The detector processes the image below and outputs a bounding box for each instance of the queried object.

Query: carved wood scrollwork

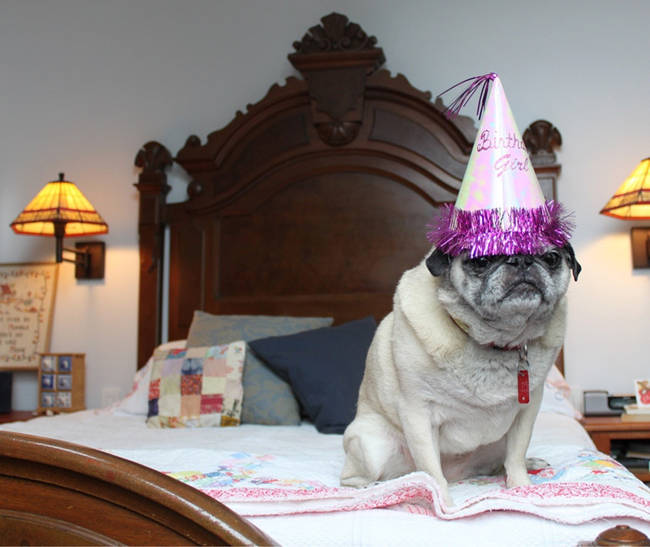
[134,141,173,368]
[289,13,385,146]
[134,141,173,186]
[315,121,362,147]
[134,141,172,270]
[293,12,383,57]
[523,120,562,166]
[522,120,563,204]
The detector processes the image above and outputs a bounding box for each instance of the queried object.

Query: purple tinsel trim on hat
[426,201,574,258]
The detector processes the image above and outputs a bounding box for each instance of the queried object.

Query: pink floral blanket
[165,447,650,523]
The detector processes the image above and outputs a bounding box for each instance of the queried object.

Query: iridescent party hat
[427,73,573,257]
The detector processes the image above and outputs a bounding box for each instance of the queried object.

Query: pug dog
[341,245,581,506]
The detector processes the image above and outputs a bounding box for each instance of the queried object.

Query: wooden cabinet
[37,353,85,413]
[581,416,650,483]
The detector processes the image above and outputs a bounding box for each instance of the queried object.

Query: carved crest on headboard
[289,13,385,146]
[292,12,384,58]
[523,120,562,167]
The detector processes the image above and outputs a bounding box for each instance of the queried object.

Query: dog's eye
[468,256,491,269]
[542,251,561,268]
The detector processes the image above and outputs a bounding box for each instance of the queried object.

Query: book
[621,412,650,422]
[626,441,650,459]
[624,403,650,415]
[616,457,650,470]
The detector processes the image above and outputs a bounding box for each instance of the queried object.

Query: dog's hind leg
[341,413,409,487]
[341,435,375,488]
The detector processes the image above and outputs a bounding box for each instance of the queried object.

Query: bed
[1,12,649,546]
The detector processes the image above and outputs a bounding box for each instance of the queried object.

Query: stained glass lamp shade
[600,158,650,220]
[10,173,108,278]
[600,158,650,269]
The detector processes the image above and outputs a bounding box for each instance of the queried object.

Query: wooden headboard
[133,12,563,370]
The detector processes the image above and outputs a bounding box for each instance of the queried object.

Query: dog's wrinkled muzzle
[505,255,534,270]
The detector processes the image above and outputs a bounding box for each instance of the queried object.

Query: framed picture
[0,263,58,370]
[41,355,56,372]
[41,392,54,408]
[56,391,71,408]
[58,356,72,372]
[57,374,72,390]
[634,379,650,407]
[41,374,55,391]
[37,353,85,413]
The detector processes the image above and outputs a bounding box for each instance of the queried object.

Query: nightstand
[581,416,650,483]
[0,410,36,425]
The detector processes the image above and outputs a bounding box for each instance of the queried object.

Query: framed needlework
[0,262,58,370]
[38,353,85,413]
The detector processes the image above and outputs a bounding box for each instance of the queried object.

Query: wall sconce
[10,173,109,279]
[600,158,650,269]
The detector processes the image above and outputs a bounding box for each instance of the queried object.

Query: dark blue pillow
[248,317,377,434]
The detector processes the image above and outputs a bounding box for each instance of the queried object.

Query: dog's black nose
[505,255,533,269]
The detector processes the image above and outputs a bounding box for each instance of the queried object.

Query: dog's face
[426,245,581,347]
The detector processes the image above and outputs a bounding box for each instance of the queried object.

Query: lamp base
[75,241,105,279]
[630,227,650,269]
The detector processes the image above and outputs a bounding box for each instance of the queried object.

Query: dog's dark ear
[563,243,582,281]
[426,248,451,277]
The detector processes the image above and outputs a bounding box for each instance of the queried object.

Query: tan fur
[341,257,567,506]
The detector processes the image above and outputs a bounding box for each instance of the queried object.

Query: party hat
[427,73,573,257]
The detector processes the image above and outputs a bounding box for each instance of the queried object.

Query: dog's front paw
[440,489,455,508]
[506,470,531,489]
[341,474,373,488]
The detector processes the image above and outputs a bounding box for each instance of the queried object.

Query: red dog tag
[518,369,530,404]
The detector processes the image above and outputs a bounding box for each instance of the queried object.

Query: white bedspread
[2,410,649,546]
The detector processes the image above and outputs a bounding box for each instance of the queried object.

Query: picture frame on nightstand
[37,353,85,413]
[634,379,650,407]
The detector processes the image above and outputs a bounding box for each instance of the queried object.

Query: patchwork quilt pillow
[113,339,187,415]
[186,312,334,425]
[146,341,245,428]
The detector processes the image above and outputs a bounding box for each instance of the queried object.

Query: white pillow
[541,365,582,419]
[111,340,187,415]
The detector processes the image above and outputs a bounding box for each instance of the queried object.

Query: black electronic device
[0,372,12,413]
[608,394,638,411]
[583,390,636,416]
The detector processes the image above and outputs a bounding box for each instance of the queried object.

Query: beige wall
[1,0,648,410]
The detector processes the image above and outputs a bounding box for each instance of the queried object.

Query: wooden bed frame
[0,431,272,545]
[1,12,644,546]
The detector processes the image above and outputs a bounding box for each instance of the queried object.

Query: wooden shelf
[581,416,650,483]
[38,353,85,412]
[0,411,37,425]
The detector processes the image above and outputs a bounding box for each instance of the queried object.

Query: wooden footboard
[0,431,275,546]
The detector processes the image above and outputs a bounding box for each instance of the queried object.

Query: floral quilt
[162,445,650,523]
